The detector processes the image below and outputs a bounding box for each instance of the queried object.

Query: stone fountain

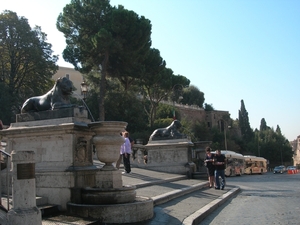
[1,110,153,223]
[0,78,153,223]
[66,121,153,223]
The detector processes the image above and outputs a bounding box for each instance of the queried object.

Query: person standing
[214,149,226,190]
[204,147,215,188]
[120,131,132,174]
[115,133,124,170]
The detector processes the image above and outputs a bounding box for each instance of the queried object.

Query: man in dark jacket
[214,149,226,190]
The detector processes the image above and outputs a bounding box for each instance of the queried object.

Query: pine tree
[238,100,254,142]
[260,118,267,131]
[276,125,282,135]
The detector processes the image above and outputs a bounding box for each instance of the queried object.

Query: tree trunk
[98,54,109,121]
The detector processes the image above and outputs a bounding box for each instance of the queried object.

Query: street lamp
[172,84,184,120]
[80,81,95,122]
[81,81,88,101]
[220,120,230,150]
[280,149,283,165]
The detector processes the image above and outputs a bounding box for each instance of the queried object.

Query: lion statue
[21,77,74,113]
[149,120,187,141]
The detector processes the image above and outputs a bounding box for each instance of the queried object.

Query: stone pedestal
[2,121,96,209]
[132,139,195,174]
[1,108,96,210]
[7,151,42,225]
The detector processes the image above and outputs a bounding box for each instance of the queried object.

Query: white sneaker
[122,171,125,174]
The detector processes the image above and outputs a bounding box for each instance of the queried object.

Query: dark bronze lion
[21,77,74,113]
[149,120,187,141]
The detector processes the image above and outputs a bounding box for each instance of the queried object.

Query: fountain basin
[67,196,153,223]
[81,185,136,204]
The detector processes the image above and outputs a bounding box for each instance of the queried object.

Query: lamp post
[81,81,88,101]
[172,84,184,120]
[220,119,230,150]
[80,81,95,122]
[280,144,283,165]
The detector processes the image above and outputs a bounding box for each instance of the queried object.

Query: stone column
[7,150,42,225]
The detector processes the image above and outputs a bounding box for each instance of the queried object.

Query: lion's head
[56,77,73,96]
[171,120,182,130]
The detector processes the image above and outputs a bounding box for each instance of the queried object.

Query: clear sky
[1,0,299,141]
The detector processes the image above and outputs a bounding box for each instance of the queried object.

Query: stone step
[39,204,60,217]
[42,213,99,225]
[192,171,208,179]
[1,195,60,218]
[42,179,209,224]
[42,178,238,225]
[36,196,49,206]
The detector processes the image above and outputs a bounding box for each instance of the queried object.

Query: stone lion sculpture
[149,120,187,141]
[21,77,74,113]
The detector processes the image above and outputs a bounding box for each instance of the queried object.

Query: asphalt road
[200,172,300,225]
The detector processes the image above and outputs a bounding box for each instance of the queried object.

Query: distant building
[290,136,300,167]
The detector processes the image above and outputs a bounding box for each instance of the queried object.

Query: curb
[182,187,240,225]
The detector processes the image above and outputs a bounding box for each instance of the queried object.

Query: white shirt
[120,137,131,154]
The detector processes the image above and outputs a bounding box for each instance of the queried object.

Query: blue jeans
[215,169,225,189]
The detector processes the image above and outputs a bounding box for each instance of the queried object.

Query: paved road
[200,172,300,225]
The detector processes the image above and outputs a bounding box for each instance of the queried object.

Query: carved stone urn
[90,121,127,171]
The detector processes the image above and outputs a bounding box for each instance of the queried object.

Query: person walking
[120,131,132,174]
[204,147,215,188]
[214,149,226,190]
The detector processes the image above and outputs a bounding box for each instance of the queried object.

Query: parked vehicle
[286,166,296,171]
[279,165,286,172]
[244,155,267,175]
[273,166,286,174]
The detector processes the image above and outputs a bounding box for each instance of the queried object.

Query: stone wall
[291,136,300,166]
[177,105,206,122]
[174,103,230,130]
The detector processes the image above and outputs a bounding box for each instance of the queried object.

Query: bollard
[7,151,42,225]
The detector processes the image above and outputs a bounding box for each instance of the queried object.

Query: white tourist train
[212,150,268,176]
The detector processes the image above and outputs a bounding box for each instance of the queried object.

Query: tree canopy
[57,0,152,120]
[0,10,58,123]
[181,85,205,107]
